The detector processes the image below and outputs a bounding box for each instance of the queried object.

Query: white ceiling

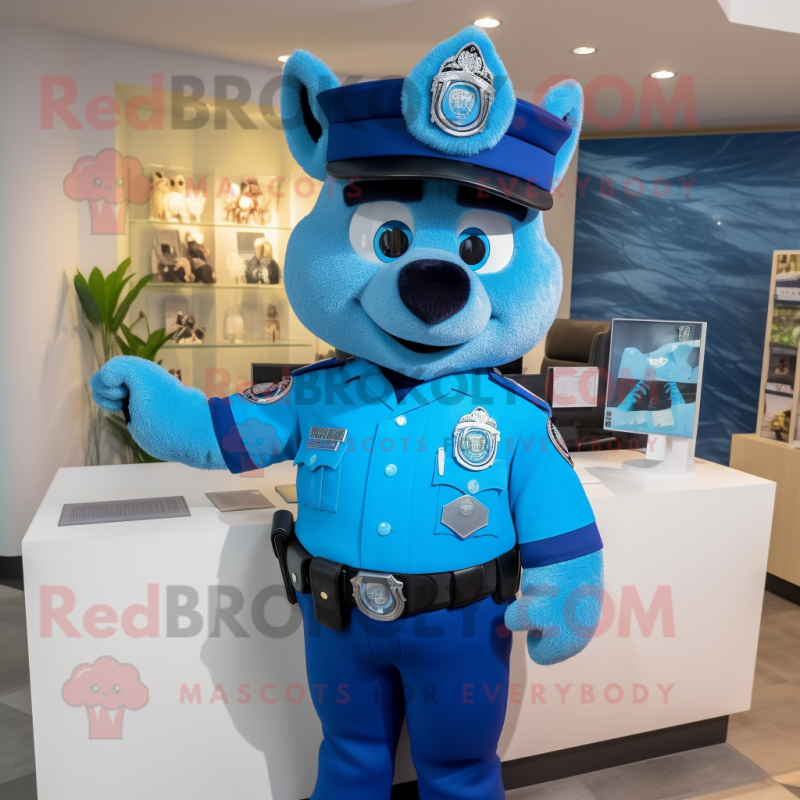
[2,0,798,133]
[717,0,800,34]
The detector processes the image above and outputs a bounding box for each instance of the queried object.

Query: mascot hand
[90,356,226,469]
[505,551,604,665]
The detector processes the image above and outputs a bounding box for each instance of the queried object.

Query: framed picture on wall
[757,250,800,445]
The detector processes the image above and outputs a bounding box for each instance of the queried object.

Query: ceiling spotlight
[571,46,597,55]
[474,17,501,28]
[650,70,676,80]
[278,55,291,63]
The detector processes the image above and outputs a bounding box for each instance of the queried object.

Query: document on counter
[59,496,190,526]
[574,466,601,485]
[206,490,275,512]
[275,484,298,503]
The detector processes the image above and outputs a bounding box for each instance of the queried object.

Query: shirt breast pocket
[294,445,346,513]
[432,458,507,540]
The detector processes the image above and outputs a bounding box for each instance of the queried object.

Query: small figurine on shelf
[185,192,206,223]
[185,231,215,284]
[169,312,205,344]
[224,178,272,226]
[225,253,246,285]
[223,306,246,344]
[150,171,170,220]
[168,368,183,383]
[245,238,281,284]
[264,304,280,342]
[165,175,187,222]
[152,231,190,283]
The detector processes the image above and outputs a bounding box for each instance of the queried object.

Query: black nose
[397,260,471,325]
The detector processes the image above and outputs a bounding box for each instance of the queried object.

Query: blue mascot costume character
[92,27,604,800]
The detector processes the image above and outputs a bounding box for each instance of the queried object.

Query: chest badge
[441,495,489,539]
[453,406,500,471]
[430,42,495,138]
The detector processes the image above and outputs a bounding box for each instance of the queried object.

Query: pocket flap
[432,457,507,493]
[293,443,346,471]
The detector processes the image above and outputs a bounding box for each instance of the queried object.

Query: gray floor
[1,584,799,799]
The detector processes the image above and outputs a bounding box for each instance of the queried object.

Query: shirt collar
[342,358,479,411]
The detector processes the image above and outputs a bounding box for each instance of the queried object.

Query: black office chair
[540,319,611,372]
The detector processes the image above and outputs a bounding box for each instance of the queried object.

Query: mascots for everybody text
[92,27,604,800]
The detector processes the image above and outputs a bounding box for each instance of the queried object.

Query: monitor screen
[604,319,706,439]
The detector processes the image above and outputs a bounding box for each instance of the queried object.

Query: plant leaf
[88,267,109,326]
[114,334,132,356]
[111,273,153,332]
[140,328,173,361]
[106,259,134,319]
[74,273,102,327]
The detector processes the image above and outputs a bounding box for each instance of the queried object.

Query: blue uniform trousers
[297,592,512,800]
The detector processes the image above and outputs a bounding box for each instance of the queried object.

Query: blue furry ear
[402,26,515,157]
[539,79,583,186]
[281,51,340,180]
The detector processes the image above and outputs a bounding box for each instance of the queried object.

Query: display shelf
[130,218,293,232]
[162,340,312,350]
[115,79,325,393]
[145,283,286,292]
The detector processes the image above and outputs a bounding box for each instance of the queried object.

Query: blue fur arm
[504,550,604,665]
[91,356,226,470]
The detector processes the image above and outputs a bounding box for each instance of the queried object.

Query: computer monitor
[604,319,707,475]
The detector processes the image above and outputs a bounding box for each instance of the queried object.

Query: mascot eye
[374,221,412,263]
[349,201,415,264]
[457,228,489,269]
[92,177,102,188]
[455,210,514,274]
[115,178,125,188]
[90,684,100,694]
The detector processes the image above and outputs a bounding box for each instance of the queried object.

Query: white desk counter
[23,452,775,800]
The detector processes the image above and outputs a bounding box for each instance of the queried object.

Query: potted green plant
[74,258,172,464]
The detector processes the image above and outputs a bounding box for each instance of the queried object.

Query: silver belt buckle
[351,572,406,621]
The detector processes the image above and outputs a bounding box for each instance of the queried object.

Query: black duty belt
[270,509,521,632]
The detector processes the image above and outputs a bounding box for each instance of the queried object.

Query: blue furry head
[279,34,583,381]
[280,51,340,181]
[539,79,584,186]
[401,26,515,157]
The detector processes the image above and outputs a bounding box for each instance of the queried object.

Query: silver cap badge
[430,42,495,137]
[452,406,500,471]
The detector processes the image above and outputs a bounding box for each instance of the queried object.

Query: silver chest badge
[452,406,500,471]
[430,42,495,137]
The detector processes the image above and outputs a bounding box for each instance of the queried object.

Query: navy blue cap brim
[327,156,553,212]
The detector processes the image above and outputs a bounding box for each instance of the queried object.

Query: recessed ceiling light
[571,46,597,55]
[474,17,501,28]
[650,70,676,80]
[278,55,291,63]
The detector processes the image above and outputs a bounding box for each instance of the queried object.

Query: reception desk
[23,452,775,800]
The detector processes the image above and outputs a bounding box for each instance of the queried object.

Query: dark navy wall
[571,132,800,464]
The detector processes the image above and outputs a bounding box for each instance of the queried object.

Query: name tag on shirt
[307,427,348,451]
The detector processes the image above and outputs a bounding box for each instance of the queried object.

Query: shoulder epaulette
[488,368,552,417]
[291,357,350,377]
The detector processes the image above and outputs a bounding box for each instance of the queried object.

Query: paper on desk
[59,496,190,526]
[206,490,275,512]
[574,466,601,485]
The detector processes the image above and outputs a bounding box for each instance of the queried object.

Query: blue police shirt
[208,358,601,575]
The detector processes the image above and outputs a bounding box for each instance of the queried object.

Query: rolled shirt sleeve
[509,409,603,568]
[208,389,301,474]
